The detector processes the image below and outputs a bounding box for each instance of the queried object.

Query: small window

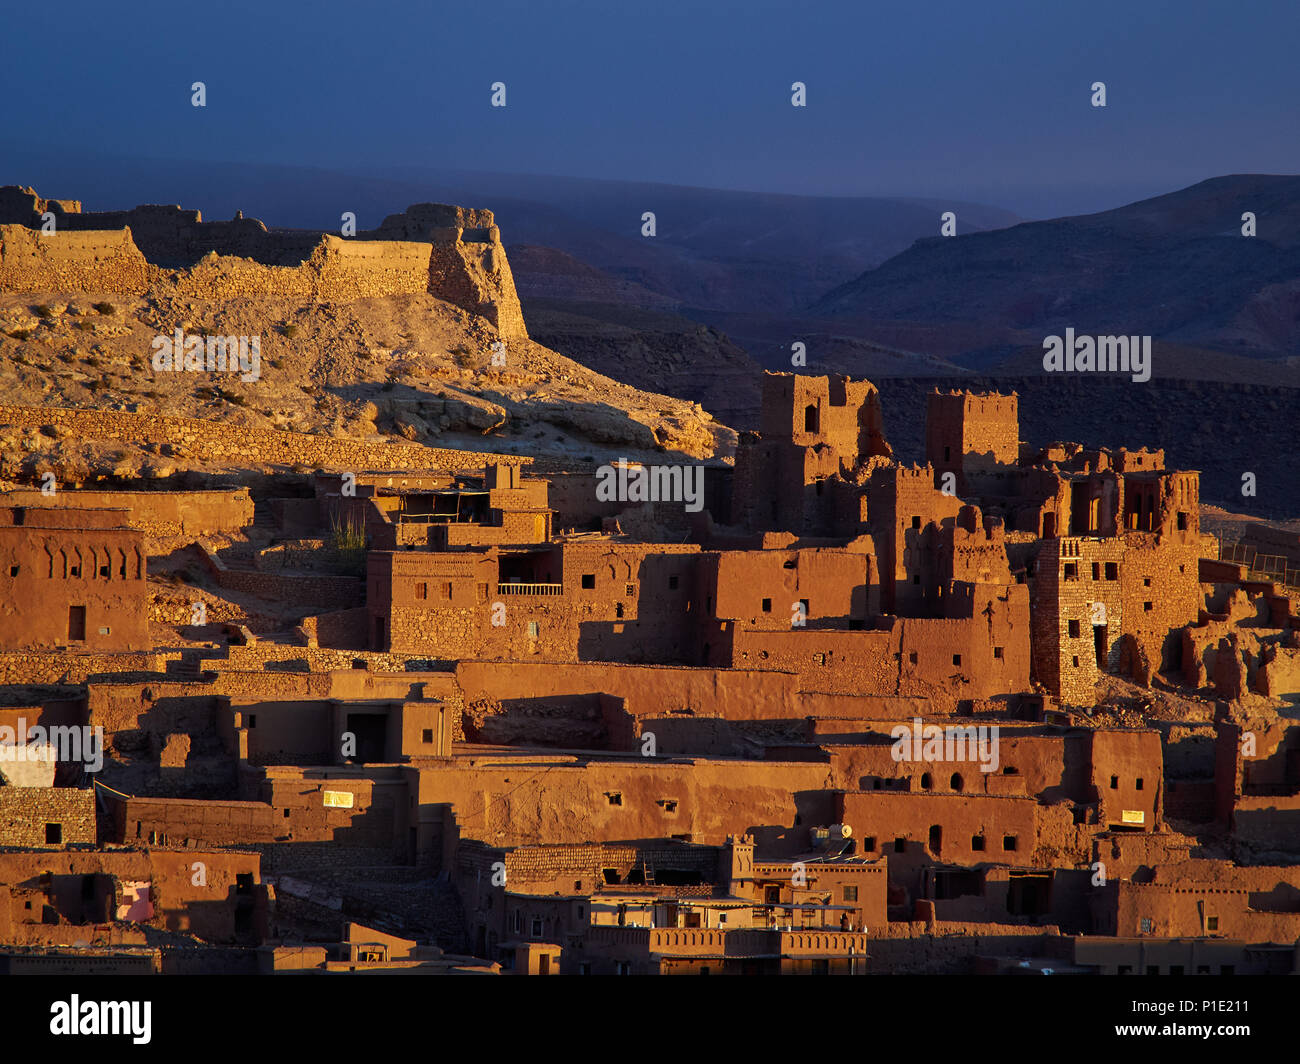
[1105,562,1118,580]
[668,575,678,590]
[761,598,772,613]
[1068,619,1080,638]
[1064,563,1077,580]
[909,651,918,665]
[422,728,434,743]
[893,837,906,853]
[952,654,961,666]
[1176,512,1188,530]
[606,792,622,806]
[843,886,858,902]
[993,646,1003,659]
[1091,563,1100,580]
[971,835,986,851]
[1072,655,1080,667]
[1140,918,1153,934]
[861,836,876,852]
[530,918,543,939]
[1143,577,1152,587]
[581,573,595,589]
[625,584,634,597]
[1110,775,1118,789]
[1135,778,1143,791]
[99,565,110,578]
[443,582,453,599]
[1143,602,1153,612]
[920,772,932,790]
[8,566,17,577]
[69,565,81,577]
[527,621,540,639]
[45,823,62,845]
[415,582,427,600]
[911,516,921,529]
[1002,835,1018,852]
[1206,916,1219,931]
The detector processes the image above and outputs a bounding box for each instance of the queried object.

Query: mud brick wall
[0,787,96,846]
[113,795,279,846]
[0,488,254,537]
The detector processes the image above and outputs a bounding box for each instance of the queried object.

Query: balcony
[497,582,562,596]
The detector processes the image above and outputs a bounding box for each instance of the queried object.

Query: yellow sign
[1121,809,1145,825]
[323,790,354,809]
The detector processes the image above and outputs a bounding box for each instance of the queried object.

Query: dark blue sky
[5,0,1298,217]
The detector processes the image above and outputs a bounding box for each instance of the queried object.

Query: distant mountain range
[811,174,1300,366]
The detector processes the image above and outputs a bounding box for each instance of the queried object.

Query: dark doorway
[804,404,819,433]
[1007,872,1052,916]
[1042,512,1057,539]
[928,824,942,855]
[68,605,86,641]
[345,713,387,763]
[1094,624,1108,669]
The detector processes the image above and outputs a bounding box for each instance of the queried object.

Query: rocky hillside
[0,191,734,485]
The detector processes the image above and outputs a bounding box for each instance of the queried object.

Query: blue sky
[5,0,1298,216]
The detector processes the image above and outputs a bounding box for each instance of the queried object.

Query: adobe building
[0,367,1291,975]
[0,506,148,652]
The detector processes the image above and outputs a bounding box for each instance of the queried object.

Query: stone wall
[0,787,96,847]
[0,225,148,295]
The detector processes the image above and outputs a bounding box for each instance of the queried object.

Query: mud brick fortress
[1,353,1299,974]
[0,185,528,339]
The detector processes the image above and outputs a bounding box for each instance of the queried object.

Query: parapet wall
[0,488,254,537]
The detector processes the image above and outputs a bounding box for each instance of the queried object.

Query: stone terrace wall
[198,545,362,609]
[0,650,179,685]
[0,226,148,295]
[0,404,532,474]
